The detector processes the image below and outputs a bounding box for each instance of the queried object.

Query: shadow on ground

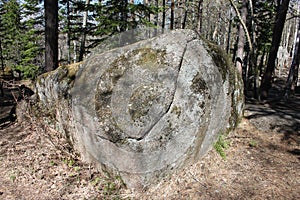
[245,78,300,150]
[0,84,34,128]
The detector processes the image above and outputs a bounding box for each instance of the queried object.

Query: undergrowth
[214,135,230,159]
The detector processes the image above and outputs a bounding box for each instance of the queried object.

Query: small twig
[225,135,252,140]
[189,171,200,182]
[11,90,18,103]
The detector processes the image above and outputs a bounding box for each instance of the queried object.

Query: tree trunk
[226,8,232,54]
[79,0,90,62]
[120,0,128,32]
[155,0,159,30]
[162,0,166,30]
[0,2,3,74]
[170,0,174,30]
[44,0,58,72]
[67,0,71,64]
[0,38,4,72]
[260,0,290,100]
[234,0,248,74]
[285,17,300,98]
[247,0,258,98]
[196,0,203,33]
[0,38,3,97]
[73,40,77,63]
[182,0,189,29]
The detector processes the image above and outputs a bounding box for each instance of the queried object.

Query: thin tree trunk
[44,0,59,72]
[260,0,290,100]
[79,0,90,62]
[226,8,232,54]
[212,22,218,41]
[247,0,258,98]
[73,40,77,63]
[196,0,203,33]
[285,17,300,99]
[155,0,158,31]
[230,0,252,52]
[182,0,189,29]
[67,0,71,64]
[162,0,166,30]
[0,37,3,97]
[170,0,174,30]
[0,38,4,72]
[256,48,267,98]
[234,0,248,74]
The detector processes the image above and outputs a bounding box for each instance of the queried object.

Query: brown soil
[0,79,299,199]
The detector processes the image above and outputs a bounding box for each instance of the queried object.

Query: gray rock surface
[35,29,244,188]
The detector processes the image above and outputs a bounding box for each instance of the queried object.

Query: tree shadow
[0,84,34,128]
[245,78,300,156]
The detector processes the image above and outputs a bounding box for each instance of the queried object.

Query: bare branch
[229,0,253,51]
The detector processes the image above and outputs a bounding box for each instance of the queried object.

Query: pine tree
[0,0,43,79]
[0,0,22,71]
[18,0,43,79]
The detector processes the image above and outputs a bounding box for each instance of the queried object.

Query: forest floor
[0,75,299,199]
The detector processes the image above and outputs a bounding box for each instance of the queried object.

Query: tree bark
[170,0,174,30]
[196,0,203,33]
[234,0,248,74]
[226,8,232,54]
[0,37,3,97]
[260,0,290,100]
[44,0,58,72]
[285,17,300,98]
[67,0,71,64]
[155,0,159,27]
[182,0,189,29]
[0,37,4,72]
[79,0,90,62]
[230,0,252,52]
[248,0,258,98]
[162,0,166,30]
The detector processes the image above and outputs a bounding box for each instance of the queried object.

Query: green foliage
[9,170,18,182]
[9,174,16,182]
[103,181,117,195]
[0,0,43,79]
[0,0,22,67]
[214,134,230,160]
[49,160,57,166]
[91,177,101,186]
[92,1,157,44]
[253,1,276,54]
[249,140,258,147]
[62,158,76,167]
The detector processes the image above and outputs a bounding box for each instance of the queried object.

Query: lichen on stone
[190,72,208,94]
[171,105,181,118]
[129,84,160,122]
[133,48,167,69]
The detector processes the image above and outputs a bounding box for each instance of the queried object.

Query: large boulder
[35,29,244,188]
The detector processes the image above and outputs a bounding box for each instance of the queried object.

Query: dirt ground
[0,79,299,199]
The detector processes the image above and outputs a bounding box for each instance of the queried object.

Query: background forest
[0,0,299,98]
